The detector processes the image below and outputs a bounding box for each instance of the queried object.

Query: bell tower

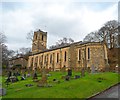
[32,29,47,54]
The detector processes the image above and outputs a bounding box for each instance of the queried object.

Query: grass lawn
[1,71,120,98]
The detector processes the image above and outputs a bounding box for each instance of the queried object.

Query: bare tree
[49,37,74,49]
[83,31,101,42]
[26,30,34,41]
[83,20,120,49]
[19,47,31,55]
[0,32,6,45]
[98,20,119,48]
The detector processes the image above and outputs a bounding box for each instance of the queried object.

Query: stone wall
[28,42,108,71]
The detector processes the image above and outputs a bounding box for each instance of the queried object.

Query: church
[27,29,108,71]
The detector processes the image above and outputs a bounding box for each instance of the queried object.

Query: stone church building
[27,29,108,71]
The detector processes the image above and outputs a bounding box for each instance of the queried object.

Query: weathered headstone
[74,75,80,79]
[33,69,38,79]
[25,84,33,87]
[10,76,18,82]
[38,68,48,87]
[65,75,70,81]
[21,76,25,80]
[68,69,72,76]
[37,75,47,87]
[61,66,66,72]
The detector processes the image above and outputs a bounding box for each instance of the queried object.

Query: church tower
[32,29,47,54]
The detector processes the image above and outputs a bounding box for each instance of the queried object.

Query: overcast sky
[0,0,119,51]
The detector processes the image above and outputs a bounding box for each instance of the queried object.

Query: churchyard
[0,68,120,98]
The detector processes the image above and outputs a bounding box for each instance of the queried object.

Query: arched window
[78,49,81,60]
[42,35,44,41]
[88,48,90,59]
[50,54,52,63]
[64,51,67,62]
[57,53,59,63]
[30,57,33,67]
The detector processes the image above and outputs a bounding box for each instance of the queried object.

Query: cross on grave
[37,67,48,87]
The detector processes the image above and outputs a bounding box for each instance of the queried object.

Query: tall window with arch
[42,35,44,41]
[88,48,90,59]
[78,49,81,61]
[57,53,59,63]
[64,51,67,62]
[50,54,52,64]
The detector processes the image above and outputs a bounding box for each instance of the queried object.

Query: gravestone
[81,68,85,77]
[33,69,38,79]
[38,68,48,87]
[65,75,70,81]
[10,76,18,82]
[25,84,33,87]
[91,65,95,74]
[68,69,72,76]
[74,75,80,79]
[37,75,47,87]
[61,66,66,72]
[21,76,25,80]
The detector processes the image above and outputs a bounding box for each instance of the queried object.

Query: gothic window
[30,58,33,67]
[64,51,67,62]
[42,35,44,41]
[50,54,52,64]
[57,53,59,63]
[35,34,37,40]
[88,48,90,59]
[78,49,81,61]
[35,56,38,67]
[44,55,46,64]
[41,55,43,63]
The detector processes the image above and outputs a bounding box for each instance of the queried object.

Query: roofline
[30,41,102,56]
